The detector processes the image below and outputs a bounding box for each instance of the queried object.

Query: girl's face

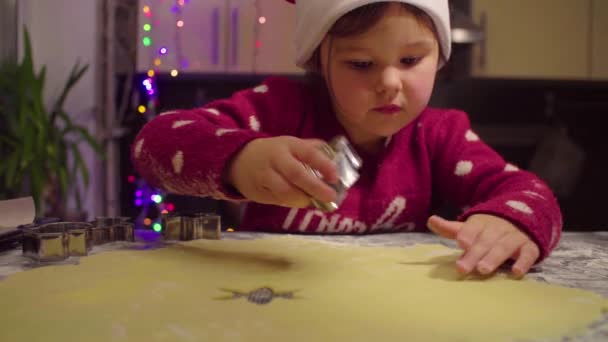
[320,3,440,153]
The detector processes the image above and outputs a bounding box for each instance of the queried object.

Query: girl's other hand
[427,214,540,278]
[226,136,339,208]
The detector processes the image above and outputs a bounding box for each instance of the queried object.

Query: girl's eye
[347,61,373,70]
[401,57,420,66]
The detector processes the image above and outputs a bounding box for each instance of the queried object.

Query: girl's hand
[226,136,339,208]
[427,214,540,278]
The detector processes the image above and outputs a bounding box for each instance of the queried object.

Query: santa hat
[285,0,451,70]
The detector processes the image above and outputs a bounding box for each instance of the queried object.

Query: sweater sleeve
[427,109,563,261]
[131,77,305,201]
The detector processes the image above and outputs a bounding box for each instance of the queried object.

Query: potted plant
[0,28,104,220]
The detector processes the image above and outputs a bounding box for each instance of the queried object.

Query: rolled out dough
[0,236,606,341]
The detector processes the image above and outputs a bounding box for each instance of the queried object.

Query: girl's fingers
[259,167,311,208]
[291,139,339,184]
[476,232,525,275]
[426,215,463,240]
[273,153,337,204]
[455,217,485,250]
[457,224,507,274]
[511,241,540,278]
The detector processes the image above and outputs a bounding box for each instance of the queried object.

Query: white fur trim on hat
[293,0,451,70]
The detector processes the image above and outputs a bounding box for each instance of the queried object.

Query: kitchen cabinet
[252,0,301,74]
[471,0,593,80]
[591,0,608,80]
[137,0,302,74]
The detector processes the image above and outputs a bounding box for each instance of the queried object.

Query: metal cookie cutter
[91,216,134,245]
[307,135,362,211]
[22,222,93,262]
[162,213,221,241]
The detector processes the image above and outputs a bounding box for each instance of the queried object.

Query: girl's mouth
[373,104,402,114]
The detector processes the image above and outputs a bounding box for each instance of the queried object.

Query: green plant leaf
[51,62,89,124]
[4,151,20,189]
[21,28,36,84]
[29,163,45,216]
[62,122,104,157]
[57,165,69,199]
[70,143,89,185]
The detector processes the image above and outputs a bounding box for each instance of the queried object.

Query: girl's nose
[376,67,402,99]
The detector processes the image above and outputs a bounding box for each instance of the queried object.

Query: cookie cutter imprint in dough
[215,287,301,305]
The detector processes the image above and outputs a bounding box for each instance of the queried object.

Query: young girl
[132,0,562,277]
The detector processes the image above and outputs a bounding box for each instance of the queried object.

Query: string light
[134,1,190,230]
[253,0,264,71]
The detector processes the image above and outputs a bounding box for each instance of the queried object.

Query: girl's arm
[131,77,305,200]
[427,109,562,262]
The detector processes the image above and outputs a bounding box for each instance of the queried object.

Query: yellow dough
[0,236,606,341]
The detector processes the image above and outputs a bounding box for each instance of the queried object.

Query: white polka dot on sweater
[216,128,239,137]
[533,181,545,189]
[465,130,479,142]
[550,225,559,248]
[523,190,545,200]
[249,116,261,131]
[253,84,268,93]
[134,139,144,158]
[506,200,533,214]
[172,120,194,129]
[384,135,392,147]
[454,161,473,176]
[205,108,220,116]
[172,151,184,174]
[504,163,519,172]
[159,111,178,116]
